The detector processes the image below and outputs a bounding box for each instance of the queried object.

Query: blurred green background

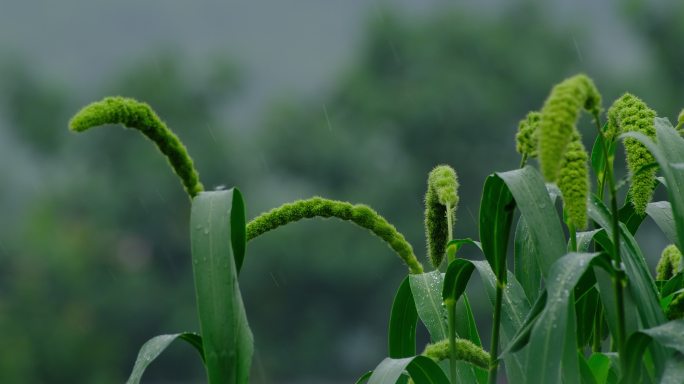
[0,1,682,382]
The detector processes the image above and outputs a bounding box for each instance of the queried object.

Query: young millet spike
[607,93,657,215]
[422,338,490,370]
[424,165,459,268]
[538,74,601,182]
[515,111,541,158]
[557,133,589,230]
[69,97,204,198]
[246,197,424,274]
[656,244,682,281]
[677,108,684,131]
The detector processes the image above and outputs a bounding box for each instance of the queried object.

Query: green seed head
[247,197,423,274]
[69,96,204,198]
[516,111,541,158]
[607,93,657,215]
[424,165,459,268]
[677,108,684,130]
[422,338,490,370]
[656,244,682,281]
[666,292,684,320]
[538,74,601,182]
[557,133,589,230]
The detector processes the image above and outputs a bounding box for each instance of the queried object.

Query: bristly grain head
[246,197,424,274]
[557,133,589,230]
[422,338,489,370]
[516,111,541,158]
[607,93,657,215]
[424,165,459,268]
[538,74,601,182]
[69,96,204,198]
[656,244,682,281]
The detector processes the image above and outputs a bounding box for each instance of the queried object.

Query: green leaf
[480,174,516,283]
[441,258,486,382]
[497,166,567,277]
[591,125,616,192]
[501,291,546,355]
[126,333,204,384]
[641,319,684,354]
[622,118,684,252]
[409,270,481,382]
[622,320,684,383]
[355,371,373,384]
[514,216,542,302]
[190,189,253,384]
[367,356,450,384]
[661,353,684,384]
[447,238,482,255]
[524,252,607,384]
[442,259,476,305]
[618,202,645,235]
[409,271,448,342]
[646,201,677,246]
[579,351,599,384]
[389,277,418,358]
[588,353,612,384]
[660,273,683,298]
[471,260,529,383]
[576,287,601,348]
[588,196,665,331]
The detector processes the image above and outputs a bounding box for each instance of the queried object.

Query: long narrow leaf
[646,201,677,246]
[661,353,684,384]
[389,277,418,358]
[524,252,607,384]
[480,175,515,283]
[126,333,204,384]
[367,356,450,384]
[471,261,529,383]
[442,259,475,305]
[497,166,566,277]
[622,320,684,383]
[409,271,448,342]
[622,118,684,252]
[409,270,481,382]
[190,189,253,384]
[514,216,542,302]
[588,196,665,329]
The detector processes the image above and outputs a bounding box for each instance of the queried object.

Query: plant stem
[446,202,455,264]
[593,113,627,361]
[488,281,504,384]
[446,202,458,383]
[519,154,528,169]
[447,299,458,383]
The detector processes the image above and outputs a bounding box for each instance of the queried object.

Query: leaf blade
[126,333,204,384]
[190,189,254,384]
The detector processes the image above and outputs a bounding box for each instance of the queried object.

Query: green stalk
[593,112,627,360]
[519,153,528,169]
[488,281,504,384]
[447,299,458,383]
[445,201,457,383]
[446,203,455,264]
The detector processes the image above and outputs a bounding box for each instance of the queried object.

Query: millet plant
[69,74,684,383]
